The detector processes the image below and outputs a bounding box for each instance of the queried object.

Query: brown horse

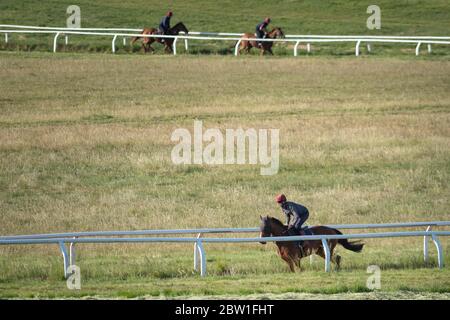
[237,27,285,55]
[259,215,364,272]
[131,22,189,53]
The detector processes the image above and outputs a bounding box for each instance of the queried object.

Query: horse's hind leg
[296,257,303,272]
[333,254,341,271]
[316,245,341,271]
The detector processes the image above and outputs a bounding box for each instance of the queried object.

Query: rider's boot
[287,228,303,249]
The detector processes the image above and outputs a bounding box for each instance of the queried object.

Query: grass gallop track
[0,52,449,299]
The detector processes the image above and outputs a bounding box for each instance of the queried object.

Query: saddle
[300,226,313,236]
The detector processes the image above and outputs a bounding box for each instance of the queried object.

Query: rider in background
[159,11,173,42]
[255,17,271,46]
[275,194,310,241]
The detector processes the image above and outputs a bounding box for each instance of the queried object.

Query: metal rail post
[294,40,300,57]
[234,39,242,56]
[415,42,421,56]
[355,40,361,56]
[193,233,202,271]
[112,34,118,53]
[59,241,69,278]
[431,234,443,269]
[197,239,206,277]
[321,238,331,272]
[424,226,431,262]
[53,32,60,53]
[69,237,77,266]
[173,37,178,55]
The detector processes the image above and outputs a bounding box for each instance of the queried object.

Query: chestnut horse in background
[237,27,285,55]
[131,22,189,53]
[259,215,364,272]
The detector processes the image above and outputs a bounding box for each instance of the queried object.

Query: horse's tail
[334,229,364,252]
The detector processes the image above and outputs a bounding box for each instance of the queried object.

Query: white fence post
[112,34,118,53]
[294,40,300,57]
[367,43,372,53]
[321,238,331,272]
[234,39,242,56]
[53,32,60,53]
[5,33,8,43]
[431,234,443,269]
[307,43,311,53]
[197,239,206,277]
[184,39,189,52]
[427,44,432,53]
[355,40,361,56]
[193,233,202,271]
[415,42,422,56]
[173,36,178,55]
[65,35,68,45]
[123,37,126,46]
[69,237,77,266]
[59,241,69,278]
[424,226,431,262]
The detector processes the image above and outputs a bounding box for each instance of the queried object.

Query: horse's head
[259,215,271,244]
[172,22,189,34]
[271,27,285,39]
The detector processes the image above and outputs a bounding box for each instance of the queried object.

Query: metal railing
[1,221,448,278]
[1,24,449,56]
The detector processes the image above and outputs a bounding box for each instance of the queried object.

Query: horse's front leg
[281,254,295,272]
[165,43,173,54]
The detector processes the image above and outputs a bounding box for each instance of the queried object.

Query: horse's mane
[268,216,286,228]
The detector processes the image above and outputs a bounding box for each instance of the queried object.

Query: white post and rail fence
[1,24,449,57]
[0,221,448,278]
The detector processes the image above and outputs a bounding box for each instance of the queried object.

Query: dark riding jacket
[159,16,171,33]
[255,22,269,38]
[281,201,309,231]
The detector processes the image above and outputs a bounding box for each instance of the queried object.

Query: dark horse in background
[237,27,285,55]
[259,215,364,272]
[131,22,189,53]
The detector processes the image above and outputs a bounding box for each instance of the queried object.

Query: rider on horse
[159,11,173,42]
[276,194,310,246]
[255,17,271,46]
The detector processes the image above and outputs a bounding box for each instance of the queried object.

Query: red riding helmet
[167,11,173,17]
[264,17,271,23]
[275,194,286,203]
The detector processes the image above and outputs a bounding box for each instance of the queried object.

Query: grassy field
[0,51,449,299]
[0,0,450,56]
[0,0,449,302]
